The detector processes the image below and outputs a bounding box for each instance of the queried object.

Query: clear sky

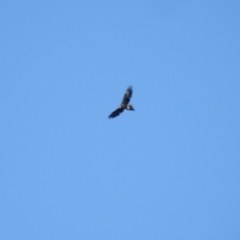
[1,1,240,239]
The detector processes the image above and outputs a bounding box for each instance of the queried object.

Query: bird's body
[109,86,135,118]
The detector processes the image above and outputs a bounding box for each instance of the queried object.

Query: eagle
[109,86,135,118]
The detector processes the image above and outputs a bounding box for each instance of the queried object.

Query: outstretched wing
[109,107,124,118]
[121,86,133,105]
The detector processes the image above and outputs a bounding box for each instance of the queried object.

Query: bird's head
[127,104,134,110]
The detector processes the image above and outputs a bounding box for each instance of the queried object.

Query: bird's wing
[121,86,133,105]
[109,107,124,118]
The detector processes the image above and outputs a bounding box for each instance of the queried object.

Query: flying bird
[109,86,135,118]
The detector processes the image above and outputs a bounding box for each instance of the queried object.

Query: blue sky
[1,1,240,239]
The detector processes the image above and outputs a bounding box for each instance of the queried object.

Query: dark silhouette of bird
[109,86,135,118]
